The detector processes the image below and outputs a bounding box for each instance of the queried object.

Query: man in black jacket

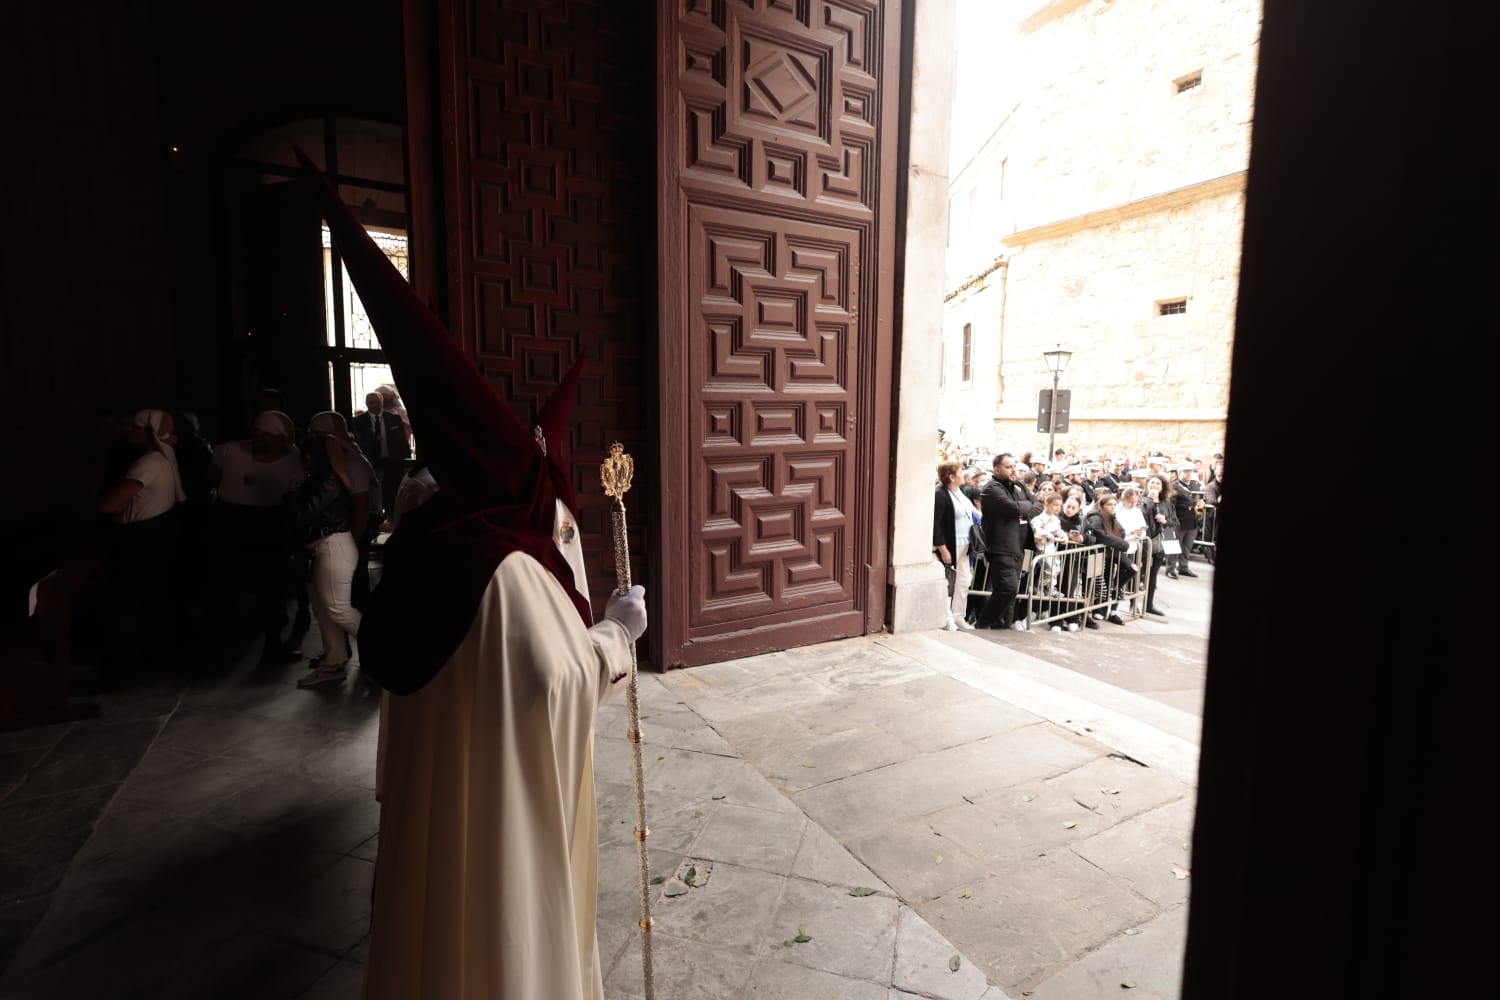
[352,391,411,517]
[976,452,1041,630]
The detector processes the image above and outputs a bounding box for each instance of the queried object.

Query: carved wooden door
[419,0,655,619]
[658,0,900,666]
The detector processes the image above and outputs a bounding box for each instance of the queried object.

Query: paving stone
[715,711,825,761]
[788,673,983,742]
[742,956,890,999]
[649,749,800,815]
[0,783,118,901]
[796,725,1100,836]
[668,725,741,757]
[4,718,161,803]
[596,843,687,977]
[0,723,73,754]
[0,894,53,977]
[691,803,806,875]
[812,649,938,693]
[847,816,989,901]
[761,878,899,981]
[892,906,992,1000]
[790,819,891,892]
[648,861,786,954]
[595,733,664,788]
[897,694,1044,753]
[155,707,273,756]
[1022,905,1188,999]
[294,734,377,791]
[756,726,919,793]
[677,672,843,725]
[1039,754,1192,821]
[157,930,339,1000]
[108,744,266,820]
[254,854,374,954]
[2,865,260,996]
[198,770,353,835]
[0,747,48,799]
[919,850,1159,990]
[1068,797,1195,907]
[925,786,1115,866]
[604,930,757,999]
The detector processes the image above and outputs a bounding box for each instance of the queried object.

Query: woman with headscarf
[95,413,183,688]
[210,410,306,658]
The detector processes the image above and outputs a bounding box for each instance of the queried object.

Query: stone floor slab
[691,803,806,876]
[760,878,899,980]
[1023,904,1188,1000]
[892,906,991,1000]
[846,816,988,901]
[1069,796,1196,908]
[648,861,787,954]
[742,956,890,999]
[604,930,757,999]
[790,819,891,892]
[919,849,1158,989]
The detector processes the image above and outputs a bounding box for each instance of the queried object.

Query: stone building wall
[940,0,1260,462]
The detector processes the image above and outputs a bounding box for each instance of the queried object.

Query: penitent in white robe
[363,551,631,1000]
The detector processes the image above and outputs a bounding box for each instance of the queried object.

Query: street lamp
[1042,344,1072,463]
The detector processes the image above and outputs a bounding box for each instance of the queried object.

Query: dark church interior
[0,0,1485,996]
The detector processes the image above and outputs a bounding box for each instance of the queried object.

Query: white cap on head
[1177,462,1197,473]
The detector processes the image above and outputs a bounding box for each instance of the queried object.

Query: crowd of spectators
[934,434,1223,635]
[90,385,429,691]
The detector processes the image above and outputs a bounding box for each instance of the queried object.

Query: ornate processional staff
[600,442,656,1000]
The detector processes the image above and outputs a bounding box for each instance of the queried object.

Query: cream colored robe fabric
[363,551,631,1000]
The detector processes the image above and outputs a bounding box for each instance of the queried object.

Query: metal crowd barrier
[968,541,1152,629]
[1190,497,1218,563]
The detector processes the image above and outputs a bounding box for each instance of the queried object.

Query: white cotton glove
[603,584,647,642]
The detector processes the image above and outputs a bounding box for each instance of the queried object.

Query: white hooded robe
[363,550,631,999]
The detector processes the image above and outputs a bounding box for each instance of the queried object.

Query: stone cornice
[1018,0,1095,36]
[1004,172,1248,246]
[944,255,1008,303]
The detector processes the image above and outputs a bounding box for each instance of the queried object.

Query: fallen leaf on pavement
[1172,866,1190,880]
[949,954,961,972]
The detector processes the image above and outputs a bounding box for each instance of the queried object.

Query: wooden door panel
[661,0,899,666]
[426,0,654,619]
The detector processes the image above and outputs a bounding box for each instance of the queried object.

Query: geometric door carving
[425,0,655,621]
[659,0,900,666]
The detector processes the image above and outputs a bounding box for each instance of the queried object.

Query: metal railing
[968,540,1153,628]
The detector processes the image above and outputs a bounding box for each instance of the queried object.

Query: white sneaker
[944,618,958,631]
[1012,621,1028,631]
[956,619,976,631]
[1066,622,1080,632]
[1049,625,1063,633]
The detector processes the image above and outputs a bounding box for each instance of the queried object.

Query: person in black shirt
[975,452,1041,631]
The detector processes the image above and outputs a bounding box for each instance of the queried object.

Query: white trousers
[948,541,973,621]
[309,531,362,666]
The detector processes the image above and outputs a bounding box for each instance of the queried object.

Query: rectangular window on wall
[962,323,973,382]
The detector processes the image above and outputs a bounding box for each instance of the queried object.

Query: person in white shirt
[932,461,978,631]
[96,416,182,689]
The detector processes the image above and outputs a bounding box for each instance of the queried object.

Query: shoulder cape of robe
[363,551,631,1000]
